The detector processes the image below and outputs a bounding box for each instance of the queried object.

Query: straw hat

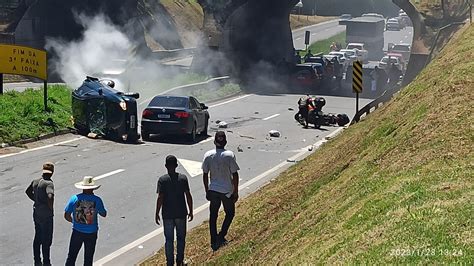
[75,176,101,190]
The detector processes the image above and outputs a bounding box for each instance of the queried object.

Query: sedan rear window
[149,96,188,108]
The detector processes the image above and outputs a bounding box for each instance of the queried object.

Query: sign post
[0,73,3,94]
[304,31,310,51]
[352,61,363,113]
[0,44,48,110]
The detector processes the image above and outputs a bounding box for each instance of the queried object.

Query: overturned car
[72,76,140,142]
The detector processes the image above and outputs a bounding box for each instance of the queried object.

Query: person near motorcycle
[297,95,315,128]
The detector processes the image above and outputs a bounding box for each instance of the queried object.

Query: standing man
[64,176,107,266]
[155,155,194,266]
[370,66,380,92]
[25,162,55,266]
[202,131,240,251]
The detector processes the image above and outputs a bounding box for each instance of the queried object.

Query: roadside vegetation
[301,31,346,56]
[142,25,473,264]
[0,85,72,144]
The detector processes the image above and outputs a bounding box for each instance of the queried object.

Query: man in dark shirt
[155,155,193,266]
[25,162,55,266]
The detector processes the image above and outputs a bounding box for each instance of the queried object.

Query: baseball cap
[42,162,54,174]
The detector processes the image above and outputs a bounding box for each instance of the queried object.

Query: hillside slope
[143,24,473,264]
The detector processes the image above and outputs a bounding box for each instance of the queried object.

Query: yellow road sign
[0,44,47,80]
[352,61,363,93]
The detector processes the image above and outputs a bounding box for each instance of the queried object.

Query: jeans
[33,216,53,265]
[163,219,187,266]
[65,229,97,266]
[208,190,235,245]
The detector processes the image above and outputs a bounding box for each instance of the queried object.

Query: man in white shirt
[202,131,240,251]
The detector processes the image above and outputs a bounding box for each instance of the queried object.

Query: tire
[337,114,350,126]
[202,119,208,136]
[188,123,196,143]
[141,131,150,141]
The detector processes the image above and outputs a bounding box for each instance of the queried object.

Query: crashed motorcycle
[294,97,350,128]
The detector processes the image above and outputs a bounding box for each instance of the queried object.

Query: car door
[190,97,205,131]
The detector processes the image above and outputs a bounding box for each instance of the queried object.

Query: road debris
[239,134,255,139]
[237,146,244,152]
[215,120,221,124]
[308,145,314,151]
[254,111,259,114]
[286,159,297,163]
[87,132,99,139]
[288,107,294,111]
[218,121,228,128]
[269,130,281,137]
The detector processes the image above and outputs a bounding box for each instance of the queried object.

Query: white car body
[346,43,368,62]
[328,51,352,71]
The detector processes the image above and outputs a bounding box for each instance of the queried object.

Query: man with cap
[202,131,240,251]
[25,162,55,266]
[155,155,194,266]
[64,176,107,266]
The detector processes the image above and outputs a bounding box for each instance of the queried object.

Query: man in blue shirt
[64,176,107,266]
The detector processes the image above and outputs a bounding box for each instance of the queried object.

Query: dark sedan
[141,95,210,142]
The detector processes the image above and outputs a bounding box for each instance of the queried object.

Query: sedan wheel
[188,124,196,143]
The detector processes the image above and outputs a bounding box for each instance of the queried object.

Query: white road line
[262,114,280,121]
[208,94,251,109]
[94,169,125,181]
[296,37,302,40]
[0,136,86,159]
[94,127,344,265]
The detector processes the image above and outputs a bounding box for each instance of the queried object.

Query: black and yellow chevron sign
[352,61,363,93]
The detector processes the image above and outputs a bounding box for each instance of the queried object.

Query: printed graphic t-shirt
[64,193,106,234]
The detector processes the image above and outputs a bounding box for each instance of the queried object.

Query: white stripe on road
[0,136,86,159]
[262,114,280,121]
[296,37,302,40]
[208,94,251,109]
[94,169,125,181]
[94,127,344,265]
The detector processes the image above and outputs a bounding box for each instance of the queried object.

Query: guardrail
[140,76,231,106]
[151,47,196,61]
[351,86,399,124]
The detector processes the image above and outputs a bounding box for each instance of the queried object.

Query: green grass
[190,83,241,102]
[142,25,473,265]
[301,31,346,56]
[0,85,72,144]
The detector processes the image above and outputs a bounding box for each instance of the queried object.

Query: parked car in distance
[290,63,324,89]
[379,55,404,72]
[329,51,351,71]
[388,43,411,61]
[72,76,140,142]
[346,43,368,62]
[386,18,401,31]
[141,95,209,142]
[339,14,352,21]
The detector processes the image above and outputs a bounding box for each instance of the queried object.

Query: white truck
[346,43,369,63]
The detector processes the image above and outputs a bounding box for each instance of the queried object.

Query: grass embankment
[143,25,473,264]
[301,31,346,56]
[0,85,72,144]
[290,15,335,30]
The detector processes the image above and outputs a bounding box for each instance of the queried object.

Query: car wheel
[141,131,150,141]
[188,123,196,143]
[202,119,208,136]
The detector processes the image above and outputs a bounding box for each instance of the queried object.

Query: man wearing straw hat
[25,162,55,266]
[64,176,107,266]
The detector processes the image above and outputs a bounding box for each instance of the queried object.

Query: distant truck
[388,43,411,61]
[339,17,385,60]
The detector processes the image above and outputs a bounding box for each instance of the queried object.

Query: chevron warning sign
[352,61,363,93]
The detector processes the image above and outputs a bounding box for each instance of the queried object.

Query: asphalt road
[0,22,413,265]
[0,93,371,265]
[292,20,346,50]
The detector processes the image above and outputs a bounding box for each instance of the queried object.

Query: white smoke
[45,14,132,88]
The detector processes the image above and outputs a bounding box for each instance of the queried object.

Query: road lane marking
[94,169,125,181]
[0,136,86,159]
[208,94,251,109]
[94,127,344,265]
[296,37,302,40]
[262,114,280,121]
[177,158,202,177]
